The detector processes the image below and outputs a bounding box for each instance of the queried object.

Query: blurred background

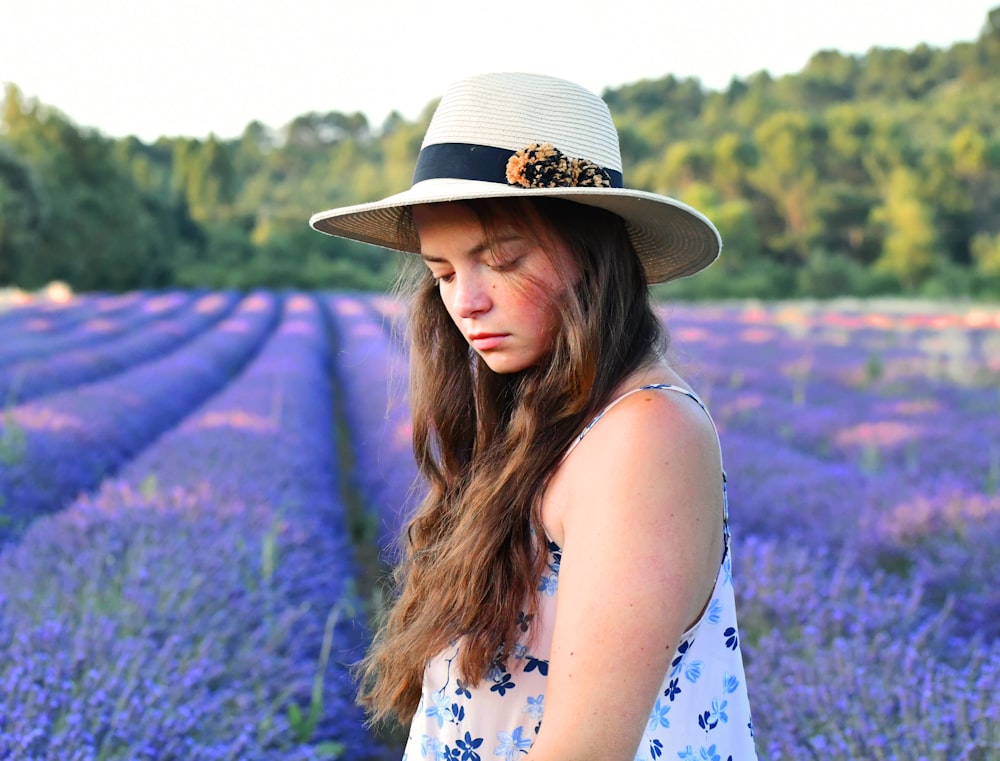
[1,0,999,301]
[2,4,999,758]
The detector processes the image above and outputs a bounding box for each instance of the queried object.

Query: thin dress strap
[562,383,731,549]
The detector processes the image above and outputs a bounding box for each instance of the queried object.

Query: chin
[479,353,534,375]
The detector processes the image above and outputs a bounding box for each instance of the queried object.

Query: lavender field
[0,291,998,760]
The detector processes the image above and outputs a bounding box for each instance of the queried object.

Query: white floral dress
[402,385,758,761]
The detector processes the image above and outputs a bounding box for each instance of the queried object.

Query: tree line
[2,7,999,299]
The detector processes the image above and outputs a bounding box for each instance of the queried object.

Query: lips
[468,333,507,351]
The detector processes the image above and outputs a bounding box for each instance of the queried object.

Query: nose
[451,270,492,319]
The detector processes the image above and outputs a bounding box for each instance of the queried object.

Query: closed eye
[487,237,532,273]
[488,255,523,273]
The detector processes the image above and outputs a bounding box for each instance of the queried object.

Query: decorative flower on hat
[505,143,612,189]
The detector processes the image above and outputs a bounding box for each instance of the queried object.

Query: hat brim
[309,179,721,285]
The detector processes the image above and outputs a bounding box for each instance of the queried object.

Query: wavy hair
[356,197,666,725]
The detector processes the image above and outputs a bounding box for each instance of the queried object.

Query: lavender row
[0,291,279,543]
[666,304,1000,414]
[676,321,1000,594]
[325,293,418,551]
[705,381,998,501]
[0,291,106,334]
[117,294,331,506]
[726,430,1000,643]
[0,291,239,406]
[0,291,193,369]
[121,292,374,752]
[0,487,368,761]
[733,536,999,760]
[680,334,999,445]
[664,302,1000,389]
[665,307,999,415]
[0,291,140,365]
[665,319,1000,496]
[0,294,376,758]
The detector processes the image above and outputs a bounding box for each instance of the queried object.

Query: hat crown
[421,72,623,173]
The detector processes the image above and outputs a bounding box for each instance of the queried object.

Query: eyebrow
[420,234,522,264]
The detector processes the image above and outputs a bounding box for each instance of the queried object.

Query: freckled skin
[413,203,578,375]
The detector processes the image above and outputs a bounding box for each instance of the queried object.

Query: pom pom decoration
[505,143,612,189]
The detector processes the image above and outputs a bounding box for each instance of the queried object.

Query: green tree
[1,83,183,289]
[710,132,758,197]
[870,168,941,290]
[798,49,861,105]
[971,231,1000,276]
[0,143,47,286]
[650,140,712,192]
[749,111,828,262]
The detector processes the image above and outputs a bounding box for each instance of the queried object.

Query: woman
[311,72,757,761]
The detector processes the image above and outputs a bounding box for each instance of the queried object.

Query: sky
[2,0,996,142]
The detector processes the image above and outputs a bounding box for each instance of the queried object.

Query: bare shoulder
[542,383,726,666]
[544,385,724,553]
[616,385,715,437]
[570,386,721,481]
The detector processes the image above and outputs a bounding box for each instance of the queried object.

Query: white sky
[2,0,996,142]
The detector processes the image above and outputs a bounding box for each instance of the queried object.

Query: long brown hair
[357,197,665,724]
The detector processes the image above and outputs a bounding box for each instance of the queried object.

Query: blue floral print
[647,699,671,731]
[402,385,756,761]
[546,541,561,570]
[706,598,722,625]
[722,673,739,695]
[490,672,516,697]
[677,744,722,761]
[697,699,729,730]
[665,678,683,701]
[421,735,447,761]
[537,573,558,595]
[670,640,691,678]
[426,691,455,728]
[723,627,739,651]
[453,731,483,761]
[524,656,548,676]
[523,694,544,722]
[494,726,532,759]
[684,660,704,683]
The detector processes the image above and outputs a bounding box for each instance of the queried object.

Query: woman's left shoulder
[549,381,725,608]
[543,378,723,547]
[557,383,723,513]
[587,384,719,461]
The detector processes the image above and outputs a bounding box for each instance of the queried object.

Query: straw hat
[309,72,721,284]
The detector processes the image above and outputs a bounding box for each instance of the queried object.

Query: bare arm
[527,389,724,761]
